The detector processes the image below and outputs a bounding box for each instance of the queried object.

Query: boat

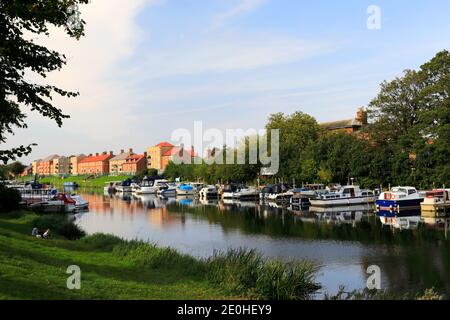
[63,181,79,188]
[420,189,450,217]
[104,182,120,194]
[29,193,76,213]
[135,179,169,194]
[310,185,376,207]
[199,185,219,198]
[222,184,239,199]
[68,194,89,211]
[189,183,204,194]
[158,183,177,197]
[291,184,327,208]
[376,186,424,213]
[115,179,133,193]
[176,183,195,196]
[233,187,259,201]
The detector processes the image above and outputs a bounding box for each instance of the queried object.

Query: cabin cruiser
[310,185,376,207]
[222,184,239,199]
[115,179,133,193]
[376,186,424,213]
[189,183,204,194]
[199,185,219,198]
[233,187,259,201]
[291,184,327,208]
[68,194,89,211]
[158,183,177,197]
[176,183,195,196]
[29,193,76,213]
[421,189,450,217]
[135,179,169,194]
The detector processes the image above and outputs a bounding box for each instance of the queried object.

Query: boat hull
[376,198,423,212]
[310,196,375,207]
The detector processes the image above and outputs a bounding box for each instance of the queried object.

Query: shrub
[33,214,86,240]
[206,248,321,300]
[0,184,22,212]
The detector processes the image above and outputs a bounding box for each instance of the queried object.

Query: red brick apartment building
[77,152,114,175]
[122,153,147,175]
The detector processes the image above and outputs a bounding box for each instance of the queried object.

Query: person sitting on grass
[31,226,39,237]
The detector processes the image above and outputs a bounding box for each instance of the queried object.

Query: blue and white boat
[176,183,195,196]
[376,186,424,216]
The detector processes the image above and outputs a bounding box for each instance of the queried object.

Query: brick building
[122,153,147,175]
[320,107,368,134]
[147,142,196,173]
[69,154,86,175]
[78,152,114,175]
[110,148,134,175]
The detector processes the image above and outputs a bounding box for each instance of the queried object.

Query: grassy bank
[20,175,131,189]
[0,211,320,300]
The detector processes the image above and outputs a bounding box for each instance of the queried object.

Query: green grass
[0,211,321,300]
[20,175,131,188]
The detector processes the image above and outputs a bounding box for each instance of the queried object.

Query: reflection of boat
[199,198,219,206]
[421,189,450,217]
[309,204,374,214]
[422,217,450,231]
[379,215,421,230]
[177,184,195,196]
[314,211,364,225]
[310,185,375,207]
[29,193,76,213]
[222,199,257,208]
[376,187,423,212]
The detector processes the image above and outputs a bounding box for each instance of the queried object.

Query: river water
[73,190,450,297]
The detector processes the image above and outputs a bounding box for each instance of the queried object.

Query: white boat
[376,186,424,213]
[267,190,294,203]
[221,184,239,199]
[135,179,169,194]
[68,194,89,210]
[29,193,76,213]
[199,185,218,198]
[420,189,450,216]
[158,183,177,197]
[189,183,204,194]
[233,187,259,201]
[310,185,376,207]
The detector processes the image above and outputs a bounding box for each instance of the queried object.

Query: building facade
[109,149,134,175]
[69,154,86,175]
[34,155,59,176]
[51,156,71,175]
[122,153,147,175]
[147,142,174,171]
[77,152,114,175]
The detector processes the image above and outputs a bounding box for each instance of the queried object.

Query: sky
[4,0,450,163]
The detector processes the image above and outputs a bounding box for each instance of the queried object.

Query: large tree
[0,0,88,163]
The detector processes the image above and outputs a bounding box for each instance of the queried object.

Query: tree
[0,0,89,163]
[8,161,26,176]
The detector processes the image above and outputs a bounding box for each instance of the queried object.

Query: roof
[79,154,113,163]
[125,154,145,161]
[320,119,362,130]
[40,154,60,162]
[110,152,133,161]
[155,142,174,148]
[162,146,195,157]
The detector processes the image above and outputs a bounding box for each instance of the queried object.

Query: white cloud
[210,0,266,30]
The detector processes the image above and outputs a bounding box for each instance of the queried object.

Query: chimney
[144,152,148,158]
[110,151,114,156]
[102,151,107,155]
[191,145,195,157]
[120,149,124,154]
[89,153,92,157]
[129,148,133,154]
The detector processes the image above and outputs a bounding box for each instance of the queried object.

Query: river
[73,190,450,297]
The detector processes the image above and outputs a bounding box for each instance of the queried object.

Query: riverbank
[20,175,131,189]
[0,211,320,300]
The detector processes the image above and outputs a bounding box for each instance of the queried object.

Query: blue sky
[5,0,450,163]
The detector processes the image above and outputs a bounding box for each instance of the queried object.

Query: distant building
[69,154,86,175]
[110,149,134,175]
[320,107,368,134]
[35,155,59,176]
[122,153,148,175]
[21,165,33,177]
[147,142,196,173]
[51,156,71,175]
[78,152,114,175]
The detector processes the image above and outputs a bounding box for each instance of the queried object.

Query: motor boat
[291,184,327,208]
[221,184,239,199]
[189,183,204,194]
[158,183,177,197]
[68,194,89,211]
[199,185,219,198]
[310,185,376,207]
[376,186,424,213]
[115,179,133,193]
[135,179,169,194]
[233,187,260,201]
[421,189,450,217]
[176,183,195,196]
[262,184,292,203]
[29,193,76,213]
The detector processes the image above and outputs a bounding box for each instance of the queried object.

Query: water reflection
[74,190,450,297]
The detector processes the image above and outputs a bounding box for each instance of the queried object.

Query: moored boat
[376,186,424,213]
[176,183,195,196]
[310,185,375,207]
[29,193,76,213]
[68,194,89,211]
[199,185,218,198]
[421,189,450,217]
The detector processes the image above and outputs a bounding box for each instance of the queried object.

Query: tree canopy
[0,0,88,163]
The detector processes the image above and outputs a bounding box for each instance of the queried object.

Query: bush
[33,214,86,240]
[206,248,321,300]
[0,184,22,212]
